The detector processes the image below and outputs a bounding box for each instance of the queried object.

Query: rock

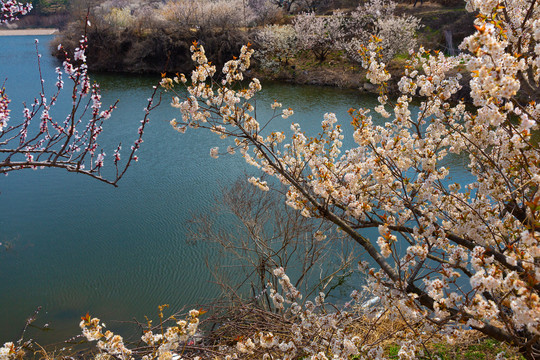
[363,82,378,93]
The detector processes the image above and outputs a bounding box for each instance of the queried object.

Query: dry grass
[13,299,526,360]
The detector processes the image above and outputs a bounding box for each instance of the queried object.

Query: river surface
[0,35,398,344]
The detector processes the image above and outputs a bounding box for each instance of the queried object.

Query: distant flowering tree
[374,15,421,60]
[160,0,540,357]
[293,11,346,62]
[256,24,297,69]
[0,2,155,185]
[345,0,421,62]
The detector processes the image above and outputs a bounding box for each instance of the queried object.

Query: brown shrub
[53,22,250,74]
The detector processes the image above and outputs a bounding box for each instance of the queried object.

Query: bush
[161,0,255,30]
[255,24,297,70]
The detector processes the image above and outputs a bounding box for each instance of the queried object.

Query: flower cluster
[0,0,31,23]
[0,86,9,132]
[80,314,133,360]
[80,309,202,360]
[139,309,201,360]
[0,342,17,360]
[211,268,360,359]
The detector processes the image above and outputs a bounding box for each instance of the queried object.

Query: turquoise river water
[0,35,396,344]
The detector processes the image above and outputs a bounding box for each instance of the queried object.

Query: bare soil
[0,28,59,36]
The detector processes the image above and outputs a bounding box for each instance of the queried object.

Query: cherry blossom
[162,0,540,357]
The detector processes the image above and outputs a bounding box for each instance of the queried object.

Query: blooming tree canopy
[346,0,422,62]
[256,24,297,69]
[162,0,540,357]
[293,11,345,62]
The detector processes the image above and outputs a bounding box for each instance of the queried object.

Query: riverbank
[0,28,59,36]
[50,1,474,97]
[246,2,475,95]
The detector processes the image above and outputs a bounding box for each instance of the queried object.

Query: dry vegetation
[25,302,526,360]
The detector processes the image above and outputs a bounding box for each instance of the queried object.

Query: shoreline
[0,28,59,36]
